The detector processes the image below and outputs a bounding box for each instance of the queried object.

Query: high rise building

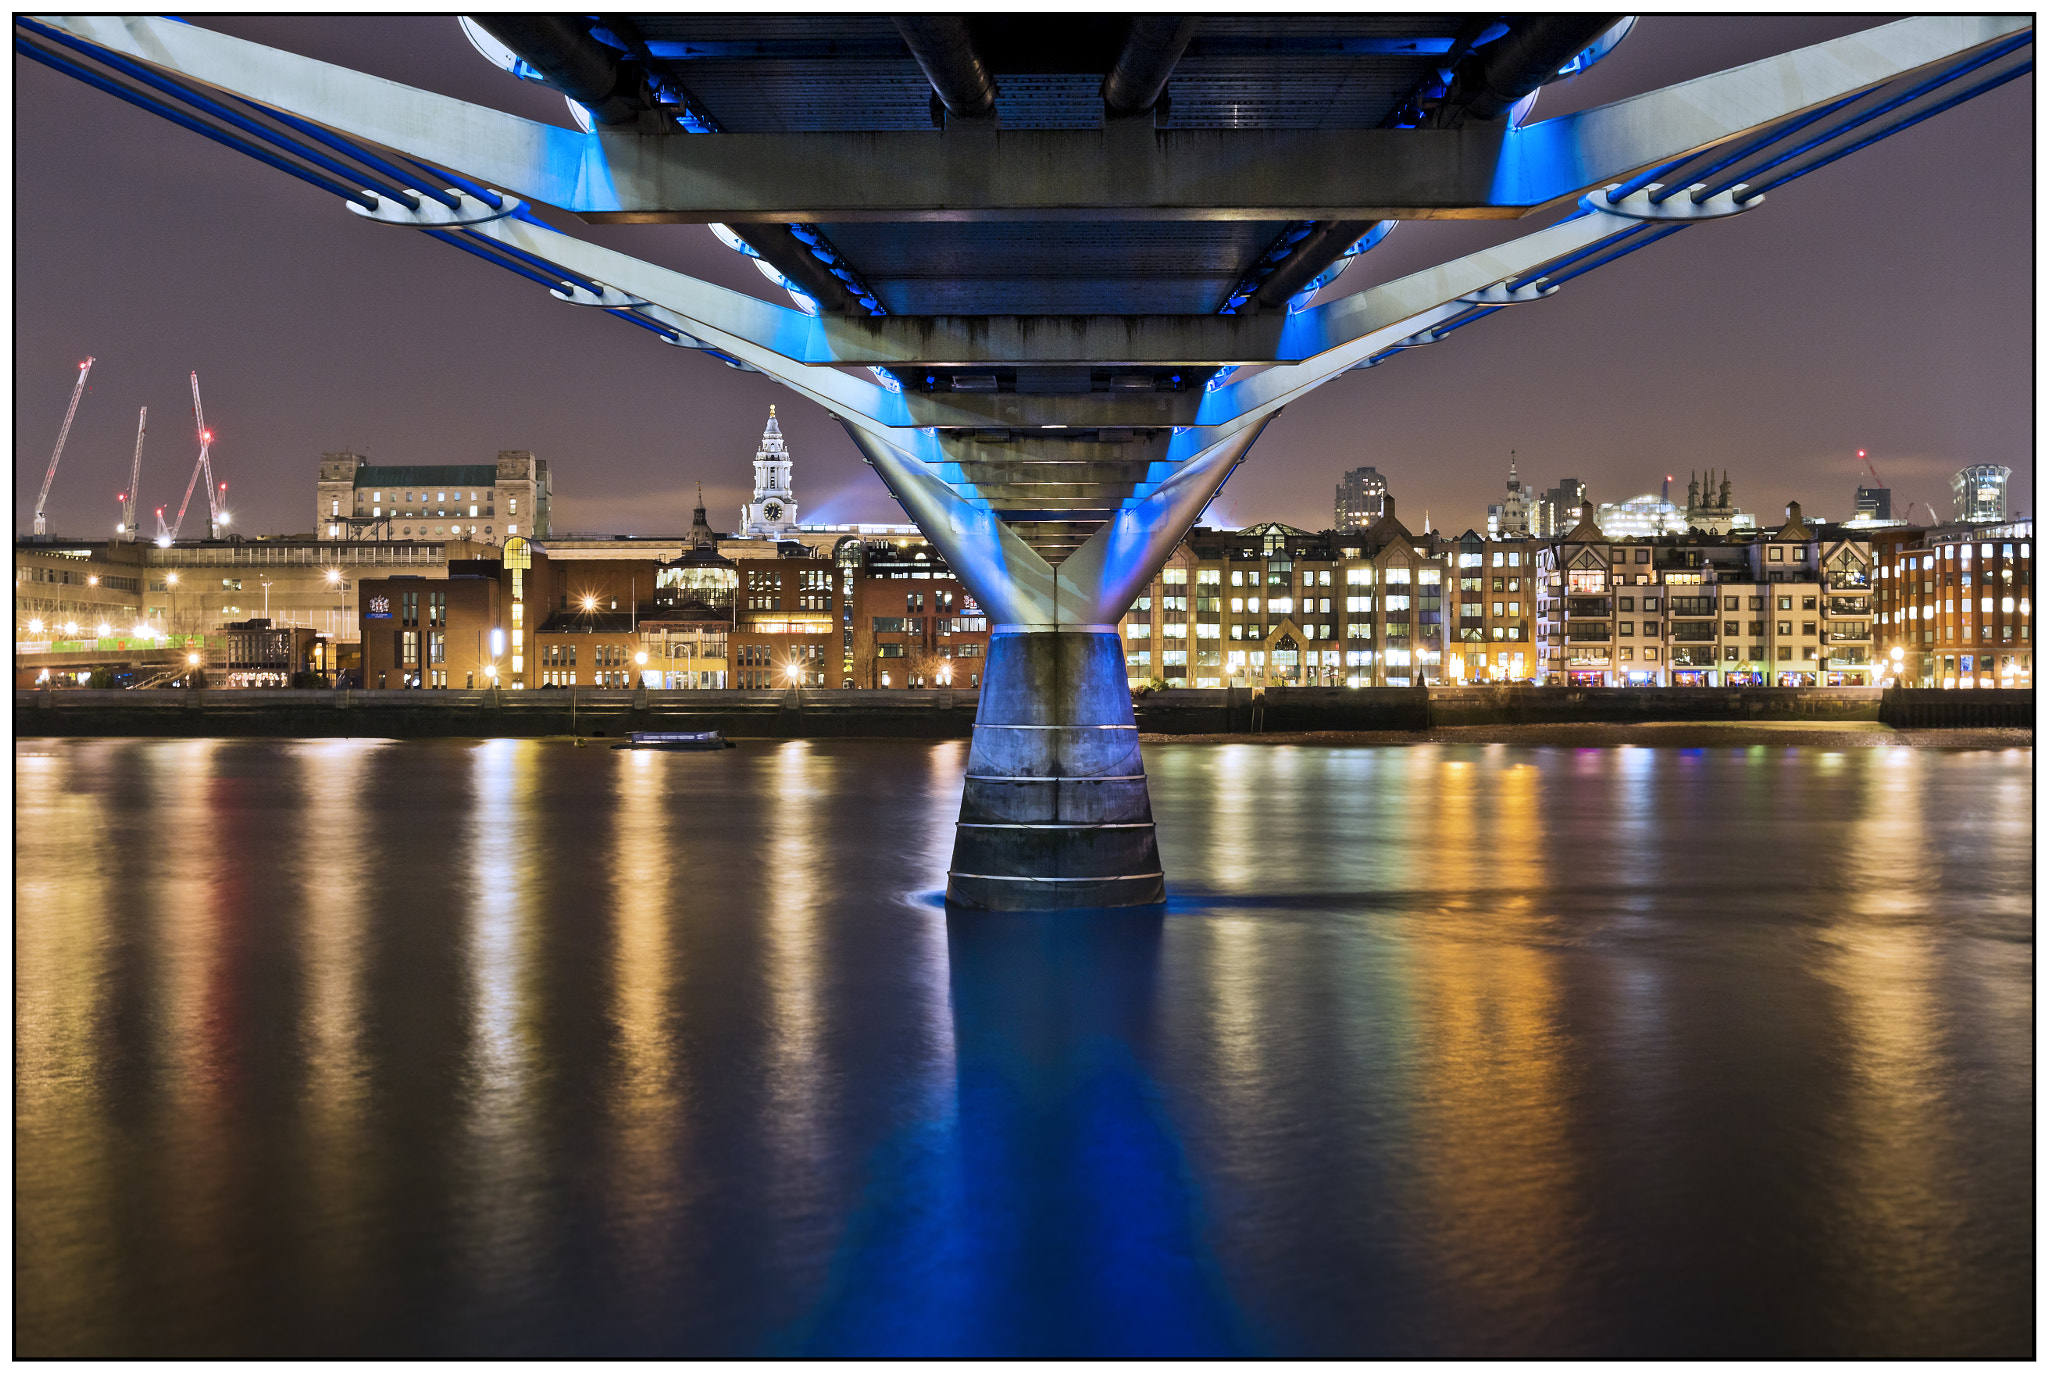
[1486,456,1532,537]
[1535,477,1585,538]
[740,405,801,537]
[1852,483,1893,522]
[1334,466,1388,530]
[1952,464,2012,522]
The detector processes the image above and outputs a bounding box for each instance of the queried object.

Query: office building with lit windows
[1115,509,1530,689]
[1951,465,2013,523]
[1872,521,2032,688]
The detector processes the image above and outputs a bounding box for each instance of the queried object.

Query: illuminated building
[848,539,990,689]
[1116,510,1481,689]
[1951,464,2013,523]
[738,406,801,538]
[1534,501,1879,687]
[1334,466,1389,531]
[1485,458,1532,538]
[315,450,551,544]
[1871,520,2032,688]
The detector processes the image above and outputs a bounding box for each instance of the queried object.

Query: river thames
[15,736,2033,1357]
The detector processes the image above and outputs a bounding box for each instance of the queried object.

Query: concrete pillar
[947,628,1164,910]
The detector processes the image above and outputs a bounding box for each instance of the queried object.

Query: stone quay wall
[16,685,2031,738]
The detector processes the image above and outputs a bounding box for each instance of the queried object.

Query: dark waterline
[15,738,2034,1356]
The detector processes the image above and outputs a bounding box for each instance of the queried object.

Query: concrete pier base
[946,628,1165,911]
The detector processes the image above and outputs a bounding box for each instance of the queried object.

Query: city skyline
[14,16,2031,541]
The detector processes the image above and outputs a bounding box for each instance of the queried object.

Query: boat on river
[609,730,734,751]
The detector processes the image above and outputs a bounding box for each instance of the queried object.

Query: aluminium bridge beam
[34,15,2032,221]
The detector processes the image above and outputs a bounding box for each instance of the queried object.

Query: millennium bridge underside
[19,12,2032,905]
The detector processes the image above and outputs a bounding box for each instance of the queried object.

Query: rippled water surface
[15,737,2034,1356]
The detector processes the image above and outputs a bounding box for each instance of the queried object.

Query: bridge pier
[948,628,1163,910]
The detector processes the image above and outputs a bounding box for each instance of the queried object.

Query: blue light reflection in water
[12,738,2035,1358]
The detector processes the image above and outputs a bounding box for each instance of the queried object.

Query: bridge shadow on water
[789,906,1244,1357]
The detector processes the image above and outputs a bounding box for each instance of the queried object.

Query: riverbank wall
[15,685,2031,737]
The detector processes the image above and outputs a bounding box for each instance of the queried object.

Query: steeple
[740,404,799,536]
[689,481,715,549]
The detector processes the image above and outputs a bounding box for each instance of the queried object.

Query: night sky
[13,16,2032,541]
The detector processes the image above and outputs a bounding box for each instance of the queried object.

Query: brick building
[1872,520,2032,687]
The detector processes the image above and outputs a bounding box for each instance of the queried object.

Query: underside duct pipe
[1454,15,1626,122]
[469,15,649,124]
[1102,16,1199,118]
[1249,219,1381,313]
[894,16,998,121]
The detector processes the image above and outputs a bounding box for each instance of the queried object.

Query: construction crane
[169,372,228,541]
[1855,448,1887,489]
[32,356,94,537]
[118,406,146,540]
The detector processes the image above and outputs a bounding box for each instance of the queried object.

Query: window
[1163,568,1188,586]
[1619,622,1633,636]
[1769,546,1784,562]
[1346,567,1373,586]
[1619,596,1634,612]
[1778,646,1792,661]
[1801,596,1817,611]
[1635,548,1650,563]
[1778,621,1792,636]
[1567,569,1606,594]
[1801,622,1816,637]
[1778,596,1793,611]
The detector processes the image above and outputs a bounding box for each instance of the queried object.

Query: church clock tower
[739,405,800,537]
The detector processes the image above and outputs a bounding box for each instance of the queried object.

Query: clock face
[763,501,784,521]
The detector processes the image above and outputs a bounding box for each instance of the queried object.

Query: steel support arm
[36,15,2028,222]
[1051,420,1272,626]
[836,424,1060,628]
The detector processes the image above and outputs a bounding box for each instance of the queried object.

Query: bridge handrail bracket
[1582,182,1762,222]
[550,282,652,309]
[1457,282,1558,306]
[346,188,521,228]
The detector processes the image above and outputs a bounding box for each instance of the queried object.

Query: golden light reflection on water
[457,739,545,1291]
[147,740,241,1315]
[1813,756,1965,1348]
[15,746,118,1341]
[763,742,829,1215]
[294,740,382,1308]
[606,748,690,1289]
[1397,748,1578,1329]
[1816,920,1963,1349]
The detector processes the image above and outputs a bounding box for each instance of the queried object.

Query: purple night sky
[13,16,2032,540]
